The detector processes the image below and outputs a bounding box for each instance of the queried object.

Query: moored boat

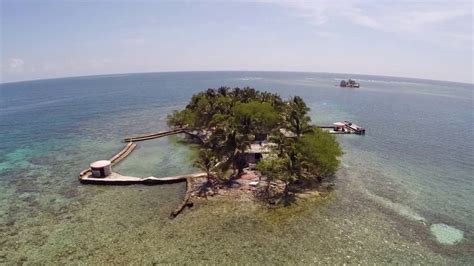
[340,79,360,88]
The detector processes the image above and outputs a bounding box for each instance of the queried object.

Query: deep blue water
[0,71,473,263]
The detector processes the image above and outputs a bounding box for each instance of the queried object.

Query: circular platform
[90,160,111,168]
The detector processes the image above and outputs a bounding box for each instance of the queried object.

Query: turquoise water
[0,72,472,263]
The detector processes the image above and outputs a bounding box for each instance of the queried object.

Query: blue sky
[1,0,472,83]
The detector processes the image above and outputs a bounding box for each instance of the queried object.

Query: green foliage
[168,87,343,186]
[257,156,296,184]
[179,87,284,129]
[297,128,343,176]
[167,87,285,175]
[193,148,219,183]
[285,96,312,137]
[166,109,196,128]
[233,101,280,136]
[261,127,342,189]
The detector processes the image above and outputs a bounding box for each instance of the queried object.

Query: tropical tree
[193,148,219,185]
[269,131,293,157]
[296,128,343,179]
[233,100,280,137]
[285,96,312,137]
[258,129,342,199]
[256,157,284,196]
[168,87,343,196]
[166,109,196,128]
[256,154,299,197]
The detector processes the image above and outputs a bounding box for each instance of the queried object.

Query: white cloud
[341,9,383,30]
[265,0,472,49]
[267,0,471,31]
[387,9,471,33]
[400,9,470,26]
[266,0,348,26]
[9,58,24,69]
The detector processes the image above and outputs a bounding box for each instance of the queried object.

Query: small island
[167,87,343,205]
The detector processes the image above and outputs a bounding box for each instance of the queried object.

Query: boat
[340,79,360,88]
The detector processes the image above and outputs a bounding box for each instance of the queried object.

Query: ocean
[0,71,472,263]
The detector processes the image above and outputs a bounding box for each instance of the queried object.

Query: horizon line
[1,70,472,86]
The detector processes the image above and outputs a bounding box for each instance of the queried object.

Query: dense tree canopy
[233,101,280,136]
[168,87,343,193]
[297,128,343,176]
[167,87,284,131]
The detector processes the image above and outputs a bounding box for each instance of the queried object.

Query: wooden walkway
[79,142,137,178]
[123,128,187,142]
[78,128,202,183]
[79,128,209,218]
[79,170,205,218]
[79,171,206,185]
[110,142,137,165]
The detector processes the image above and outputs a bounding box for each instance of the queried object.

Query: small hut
[243,141,275,165]
[333,122,346,132]
[90,160,112,178]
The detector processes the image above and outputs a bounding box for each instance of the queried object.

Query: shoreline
[187,169,332,205]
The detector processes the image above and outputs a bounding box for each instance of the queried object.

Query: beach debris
[249,181,259,187]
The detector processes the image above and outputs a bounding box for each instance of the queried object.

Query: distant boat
[340,79,360,88]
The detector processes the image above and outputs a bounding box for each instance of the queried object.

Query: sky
[1,0,473,83]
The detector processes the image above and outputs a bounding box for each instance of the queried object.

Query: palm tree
[193,148,219,185]
[217,86,229,96]
[285,96,312,137]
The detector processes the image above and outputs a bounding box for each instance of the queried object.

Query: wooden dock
[343,121,365,134]
[110,142,137,165]
[123,128,187,142]
[79,128,209,218]
[79,128,201,182]
[78,142,137,179]
[317,121,365,135]
[79,170,205,218]
[79,171,206,185]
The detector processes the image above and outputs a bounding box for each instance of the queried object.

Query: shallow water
[0,72,473,263]
[114,137,198,178]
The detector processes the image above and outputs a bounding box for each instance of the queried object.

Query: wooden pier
[317,121,365,135]
[78,137,204,184]
[79,171,206,185]
[78,142,137,179]
[110,142,137,165]
[123,128,187,142]
[79,169,204,218]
